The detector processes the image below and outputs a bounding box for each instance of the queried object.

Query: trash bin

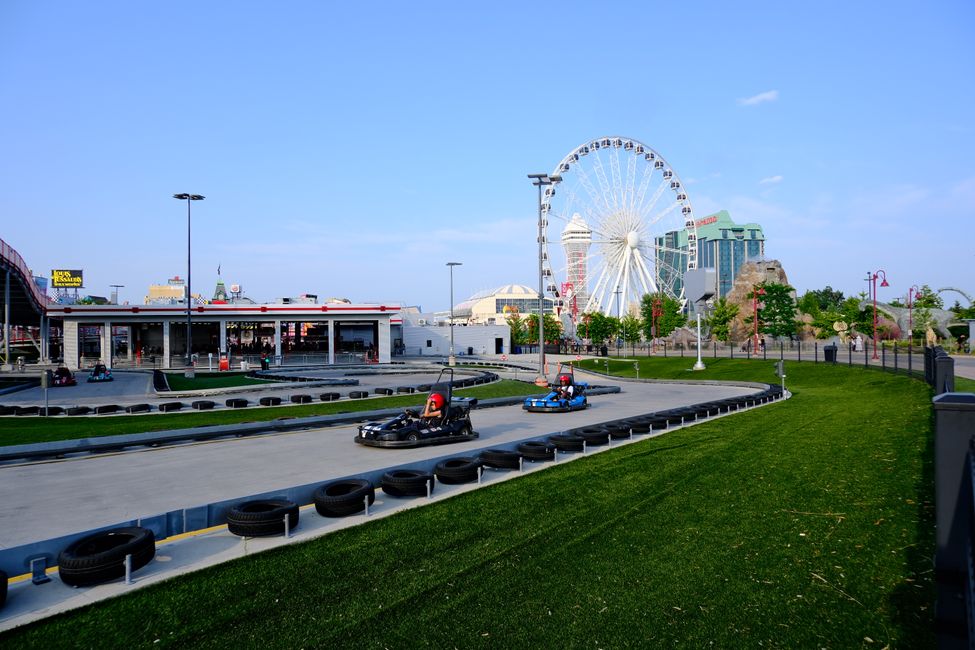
[219,355,229,371]
[467,346,474,356]
[600,345,609,357]
[240,361,249,371]
[824,344,838,363]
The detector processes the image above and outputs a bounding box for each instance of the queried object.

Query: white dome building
[453,283,556,325]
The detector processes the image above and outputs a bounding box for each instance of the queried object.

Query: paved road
[0,378,757,549]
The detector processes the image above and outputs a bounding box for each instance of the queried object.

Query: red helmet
[559,375,571,385]
[429,393,445,409]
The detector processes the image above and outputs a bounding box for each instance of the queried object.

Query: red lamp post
[907,284,921,348]
[866,269,890,360]
[752,287,766,353]
[651,297,663,354]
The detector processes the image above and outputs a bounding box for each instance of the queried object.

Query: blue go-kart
[523,366,588,413]
[87,362,113,383]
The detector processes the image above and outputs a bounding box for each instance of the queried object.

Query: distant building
[657,210,766,305]
[561,214,592,318]
[450,284,555,326]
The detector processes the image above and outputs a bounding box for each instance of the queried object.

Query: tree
[505,312,527,346]
[580,311,616,347]
[705,297,739,342]
[744,283,798,339]
[913,285,943,309]
[797,286,845,314]
[639,293,686,340]
[620,313,643,354]
[524,313,563,344]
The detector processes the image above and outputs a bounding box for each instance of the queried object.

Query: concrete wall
[402,324,509,357]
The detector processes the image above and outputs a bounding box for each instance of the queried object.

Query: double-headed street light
[446,262,462,365]
[865,269,890,360]
[528,173,560,379]
[173,193,205,367]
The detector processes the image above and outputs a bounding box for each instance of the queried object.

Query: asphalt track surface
[0,378,755,550]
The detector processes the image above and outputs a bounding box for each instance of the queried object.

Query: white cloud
[738,90,779,106]
[759,175,783,185]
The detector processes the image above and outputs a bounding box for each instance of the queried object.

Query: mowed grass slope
[2,362,935,647]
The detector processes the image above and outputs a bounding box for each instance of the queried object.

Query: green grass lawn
[1,361,935,647]
[163,371,273,391]
[0,380,544,448]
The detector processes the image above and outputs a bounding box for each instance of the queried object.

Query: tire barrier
[434,457,481,484]
[94,404,120,415]
[549,433,585,452]
[289,395,312,404]
[374,388,394,396]
[38,406,65,416]
[604,424,633,440]
[415,384,432,392]
[313,479,375,517]
[348,391,369,399]
[125,403,152,414]
[576,427,609,446]
[191,400,216,410]
[517,440,555,461]
[15,406,40,416]
[396,386,415,394]
[479,448,521,470]
[259,396,282,406]
[0,406,14,416]
[319,392,340,402]
[158,402,184,412]
[226,499,299,537]
[225,398,249,408]
[67,406,92,416]
[57,526,155,587]
[381,469,434,497]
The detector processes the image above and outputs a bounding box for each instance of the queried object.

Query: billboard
[51,269,84,288]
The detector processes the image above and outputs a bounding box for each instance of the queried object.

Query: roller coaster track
[937,287,973,306]
[0,237,50,322]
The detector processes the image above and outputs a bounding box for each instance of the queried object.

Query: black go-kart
[355,369,478,448]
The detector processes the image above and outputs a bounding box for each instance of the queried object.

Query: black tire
[606,424,632,440]
[39,406,64,416]
[67,406,92,416]
[479,448,521,470]
[158,402,183,412]
[125,403,151,414]
[435,457,481,484]
[549,433,585,452]
[348,391,369,399]
[381,470,434,497]
[225,398,249,408]
[0,406,15,416]
[577,427,609,446]
[226,499,299,537]
[313,479,375,517]
[396,386,415,393]
[191,400,215,410]
[517,441,554,461]
[15,406,39,416]
[259,396,282,406]
[94,404,119,415]
[58,526,155,587]
[375,388,394,395]
[319,393,340,402]
[416,384,432,392]
[289,394,312,404]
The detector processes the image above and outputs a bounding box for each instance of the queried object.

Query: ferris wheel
[540,136,698,320]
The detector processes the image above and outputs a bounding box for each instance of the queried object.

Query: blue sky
[2,1,973,311]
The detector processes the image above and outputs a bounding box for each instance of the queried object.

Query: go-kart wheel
[406,432,420,442]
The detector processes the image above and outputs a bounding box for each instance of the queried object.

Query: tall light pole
[528,173,560,379]
[693,313,706,370]
[173,193,205,367]
[109,284,124,304]
[446,262,462,365]
[865,269,889,360]
[613,285,622,356]
[907,284,921,349]
[752,286,766,353]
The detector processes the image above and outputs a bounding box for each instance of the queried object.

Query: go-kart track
[0,367,777,631]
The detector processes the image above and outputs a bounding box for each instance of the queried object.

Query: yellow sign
[51,269,84,288]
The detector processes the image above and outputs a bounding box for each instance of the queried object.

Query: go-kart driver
[557,374,575,401]
[421,392,445,421]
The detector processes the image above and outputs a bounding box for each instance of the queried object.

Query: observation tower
[561,213,592,321]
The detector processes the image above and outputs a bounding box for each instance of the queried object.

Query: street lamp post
[651,296,663,354]
[173,193,205,369]
[907,284,921,349]
[752,286,766,353]
[528,173,560,379]
[613,285,622,357]
[693,313,706,371]
[865,269,890,360]
[446,262,462,365]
